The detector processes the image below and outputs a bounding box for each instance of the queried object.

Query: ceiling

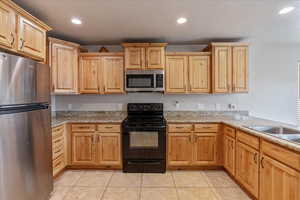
[13,0,300,45]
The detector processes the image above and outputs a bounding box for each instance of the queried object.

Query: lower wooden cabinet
[167,123,219,167]
[168,132,192,166]
[192,133,217,165]
[260,155,300,200]
[52,125,67,177]
[97,133,121,166]
[236,141,259,198]
[224,135,235,175]
[71,132,97,166]
[71,123,121,168]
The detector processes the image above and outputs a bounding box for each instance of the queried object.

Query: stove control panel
[128,103,163,112]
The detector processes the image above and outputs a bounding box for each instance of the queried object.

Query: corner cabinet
[123,43,167,70]
[49,37,79,94]
[165,53,211,94]
[0,0,51,62]
[52,125,67,177]
[211,43,248,93]
[79,53,124,94]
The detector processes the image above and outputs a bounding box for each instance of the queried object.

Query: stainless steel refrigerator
[0,52,53,200]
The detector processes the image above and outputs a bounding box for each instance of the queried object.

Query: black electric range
[122,103,166,173]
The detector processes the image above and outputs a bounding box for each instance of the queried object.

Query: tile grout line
[61,170,85,200]
[99,170,115,200]
[171,171,180,200]
[139,173,143,200]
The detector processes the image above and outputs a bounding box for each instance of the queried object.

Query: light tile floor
[50,170,251,200]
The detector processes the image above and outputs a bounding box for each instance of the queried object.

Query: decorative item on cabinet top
[122,43,167,70]
[0,0,51,62]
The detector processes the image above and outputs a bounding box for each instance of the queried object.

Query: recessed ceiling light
[177,17,187,24]
[71,18,82,25]
[279,6,295,15]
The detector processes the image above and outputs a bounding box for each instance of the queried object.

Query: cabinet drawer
[52,144,64,159]
[168,124,193,132]
[52,136,64,148]
[97,124,120,132]
[53,154,65,175]
[52,125,64,138]
[261,140,300,171]
[72,124,96,132]
[224,126,236,138]
[194,124,218,132]
[237,130,259,150]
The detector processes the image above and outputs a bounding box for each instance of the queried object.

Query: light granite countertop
[51,111,126,127]
[51,111,300,153]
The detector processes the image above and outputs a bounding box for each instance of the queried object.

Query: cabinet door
[166,56,188,93]
[97,133,121,166]
[0,1,15,49]
[102,56,124,94]
[79,56,101,94]
[51,43,78,94]
[146,47,165,69]
[167,133,192,166]
[125,47,145,70]
[18,16,46,60]
[189,56,211,93]
[212,46,232,93]
[260,155,300,200]
[236,142,259,198]
[224,135,235,175]
[192,133,217,165]
[232,46,248,93]
[71,132,97,165]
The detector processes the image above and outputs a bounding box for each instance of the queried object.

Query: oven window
[129,132,158,148]
[126,74,154,88]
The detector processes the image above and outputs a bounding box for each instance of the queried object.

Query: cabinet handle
[20,38,25,49]
[231,142,234,149]
[10,33,15,46]
[175,127,184,129]
[103,86,106,92]
[260,157,265,168]
[232,84,235,92]
[105,126,113,129]
[202,126,212,129]
[189,135,192,143]
[91,135,94,144]
[254,153,258,164]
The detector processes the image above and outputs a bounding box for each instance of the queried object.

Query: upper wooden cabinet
[123,43,167,70]
[166,52,211,94]
[79,56,101,94]
[102,56,124,94]
[0,0,51,61]
[18,16,46,60]
[211,43,249,93]
[49,37,79,94]
[0,1,15,49]
[79,53,124,94]
[232,46,248,92]
[166,56,188,93]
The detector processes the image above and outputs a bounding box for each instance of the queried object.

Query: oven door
[122,126,166,160]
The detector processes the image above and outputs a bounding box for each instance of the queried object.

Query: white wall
[53,43,300,125]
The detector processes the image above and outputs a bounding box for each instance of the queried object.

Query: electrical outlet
[67,104,72,111]
[197,104,205,110]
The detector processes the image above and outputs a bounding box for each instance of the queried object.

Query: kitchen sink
[244,126,300,144]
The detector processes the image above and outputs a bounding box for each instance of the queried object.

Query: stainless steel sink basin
[244,126,300,144]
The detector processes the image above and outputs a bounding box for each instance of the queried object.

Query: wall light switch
[67,104,72,111]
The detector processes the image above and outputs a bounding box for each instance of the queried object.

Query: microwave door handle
[154,74,157,89]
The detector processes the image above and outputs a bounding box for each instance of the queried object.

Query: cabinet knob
[20,38,25,49]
